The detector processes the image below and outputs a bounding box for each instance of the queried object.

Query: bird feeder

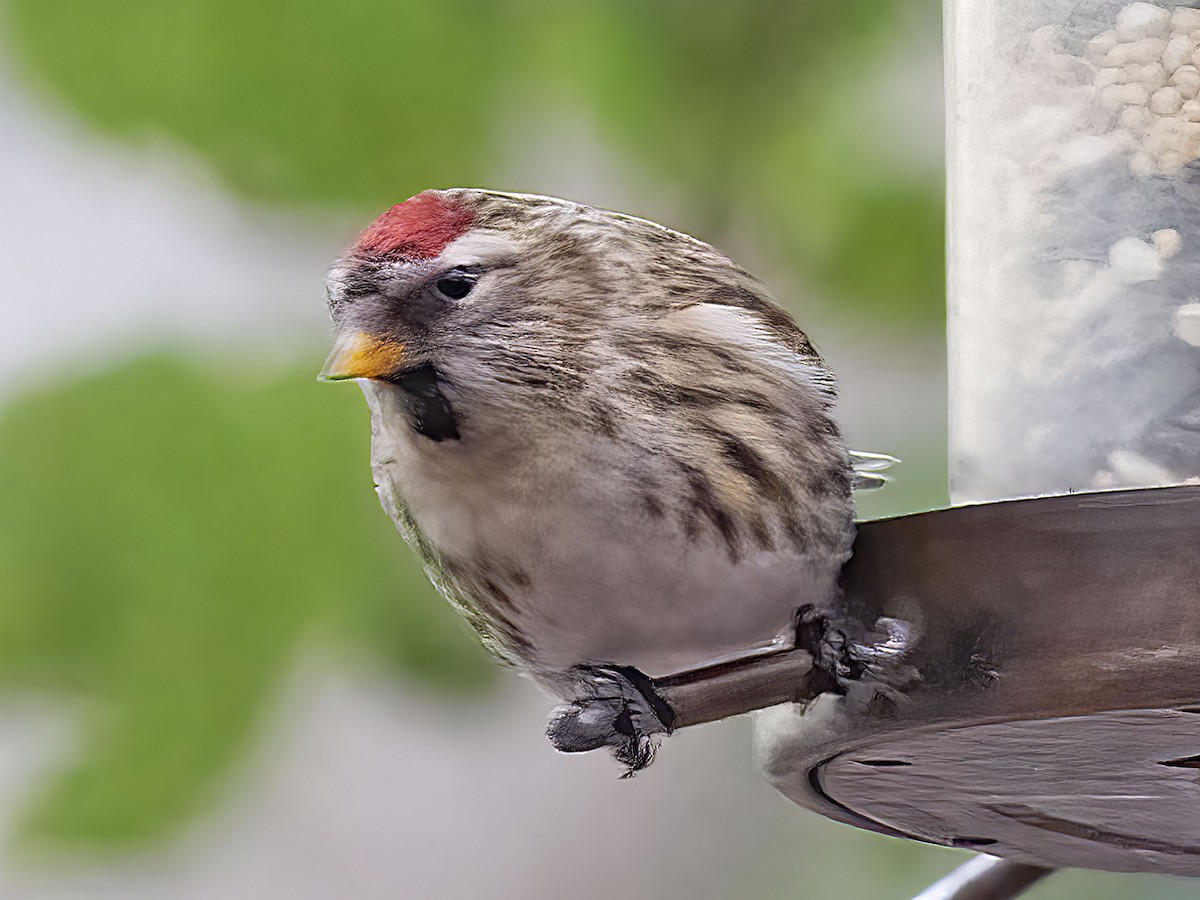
[751,0,1200,888]
[538,2,1200,893]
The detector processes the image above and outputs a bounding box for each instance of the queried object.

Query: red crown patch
[354,191,475,260]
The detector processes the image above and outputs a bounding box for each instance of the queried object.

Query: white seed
[1116,2,1172,41]
[1147,118,1185,158]
[1130,150,1157,176]
[1179,124,1200,159]
[1158,149,1186,171]
[1150,85,1184,114]
[1146,134,1177,156]
[1109,235,1164,282]
[1145,134,1172,157]
[1028,25,1063,55]
[1086,29,1120,64]
[1100,82,1152,109]
[1174,8,1200,34]
[1152,228,1182,259]
[1153,112,1184,131]
[1163,34,1194,72]
[1137,62,1169,90]
[1176,303,1200,346]
[1171,64,1200,98]
[1095,66,1127,88]
[1119,104,1154,130]
[1180,98,1200,121]
[1113,128,1140,153]
[1145,115,1184,153]
[1107,37,1168,66]
[1045,54,1097,85]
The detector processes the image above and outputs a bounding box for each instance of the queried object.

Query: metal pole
[913,857,1052,900]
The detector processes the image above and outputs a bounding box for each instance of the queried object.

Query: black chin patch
[386,364,461,442]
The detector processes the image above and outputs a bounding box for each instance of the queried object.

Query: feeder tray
[755,484,1200,875]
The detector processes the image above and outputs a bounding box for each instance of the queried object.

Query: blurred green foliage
[1,0,947,853]
[7,0,943,326]
[0,357,491,846]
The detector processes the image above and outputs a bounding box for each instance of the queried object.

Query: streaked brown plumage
[322,189,884,768]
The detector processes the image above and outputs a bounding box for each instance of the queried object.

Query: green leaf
[0,355,492,847]
[6,0,507,207]
[7,0,944,325]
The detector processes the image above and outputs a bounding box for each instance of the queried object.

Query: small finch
[321,190,888,769]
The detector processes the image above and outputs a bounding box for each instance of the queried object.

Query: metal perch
[627,485,1200,877]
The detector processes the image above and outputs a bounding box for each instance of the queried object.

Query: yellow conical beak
[317,331,406,382]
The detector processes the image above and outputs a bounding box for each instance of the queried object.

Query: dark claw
[546,664,675,775]
[793,604,850,695]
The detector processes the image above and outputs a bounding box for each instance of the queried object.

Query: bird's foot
[546,664,676,776]
[792,604,921,706]
[792,603,858,695]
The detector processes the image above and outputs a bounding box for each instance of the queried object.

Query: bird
[320,189,890,770]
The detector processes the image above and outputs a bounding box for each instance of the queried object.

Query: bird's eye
[436,275,475,299]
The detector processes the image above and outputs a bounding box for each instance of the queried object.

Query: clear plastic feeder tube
[947,0,1200,502]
